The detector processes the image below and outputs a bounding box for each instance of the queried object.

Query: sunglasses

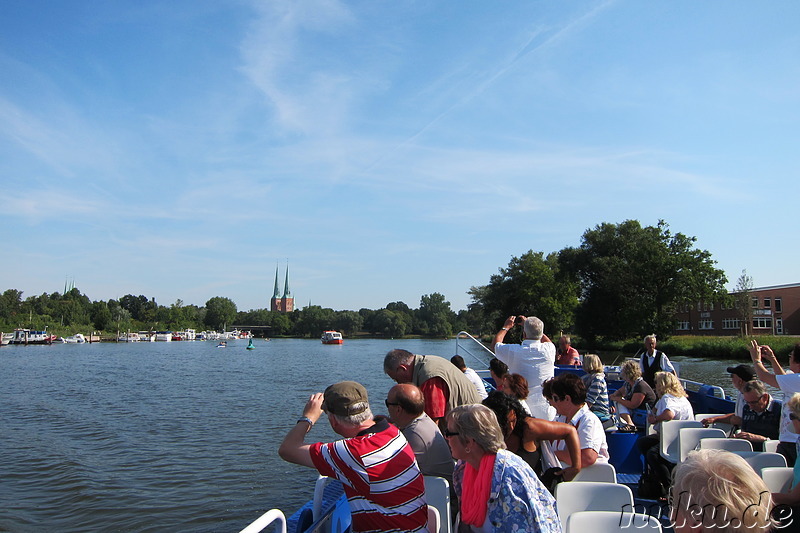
[549,395,563,403]
[791,413,800,422]
[384,399,399,408]
[442,428,460,438]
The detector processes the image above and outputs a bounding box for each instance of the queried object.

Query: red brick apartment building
[674,283,800,336]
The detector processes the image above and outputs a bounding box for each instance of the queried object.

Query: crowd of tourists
[276,314,800,533]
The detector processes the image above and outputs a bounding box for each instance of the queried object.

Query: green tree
[294,306,335,337]
[0,289,24,323]
[204,297,238,331]
[372,309,408,338]
[733,270,754,336]
[333,310,364,336]
[416,293,454,337]
[91,301,113,331]
[560,220,727,341]
[470,251,578,336]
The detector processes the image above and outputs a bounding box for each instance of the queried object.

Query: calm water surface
[0,339,750,532]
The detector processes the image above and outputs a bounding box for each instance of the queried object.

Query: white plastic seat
[764,440,780,453]
[678,427,727,462]
[572,462,617,483]
[732,451,788,477]
[762,467,794,493]
[694,413,734,435]
[565,510,662,532]
[698,437,753,453]
[555,481,634,531]
[427,505,440,533]
[424,476,451,533]
[659,420,703,463]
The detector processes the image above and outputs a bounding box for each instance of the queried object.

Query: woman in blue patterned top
[445,404,562,533]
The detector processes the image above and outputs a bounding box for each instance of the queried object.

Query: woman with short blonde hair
[655,371,688,398]
[610,359,656,426]
[580,354,613,429]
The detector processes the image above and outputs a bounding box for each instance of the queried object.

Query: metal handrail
[454,331,494,370]
[239,509,287,533]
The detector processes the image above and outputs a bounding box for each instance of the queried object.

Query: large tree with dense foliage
[559,220,727,341]
[415,293,455,337]
[469,251,579,336]
[204,296,238,331]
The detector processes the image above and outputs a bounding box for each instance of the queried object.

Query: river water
[0,338,753,532]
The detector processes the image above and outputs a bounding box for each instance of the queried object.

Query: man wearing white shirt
[449,355,488,400]
[638,334,676,389]
[492,315,556,420]
[750,339,800,466]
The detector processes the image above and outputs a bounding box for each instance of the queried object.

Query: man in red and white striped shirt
[279,381,429,533]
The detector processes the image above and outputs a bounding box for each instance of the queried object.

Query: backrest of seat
[555,481,634,530]
[565,510,662,532]
[744,452,788,477]
[678,427,727,462]
[762,467,794,493]
[694,413,733,435]
[572,462,617,483]
[659,420,703,463]
[427,505,440,533]
[423,476,451,533]
[698,438,753,453]
[764,440,780,454]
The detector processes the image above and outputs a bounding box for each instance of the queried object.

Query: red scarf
[461,453,496,526]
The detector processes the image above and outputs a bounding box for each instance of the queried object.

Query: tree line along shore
[3,220,792,359]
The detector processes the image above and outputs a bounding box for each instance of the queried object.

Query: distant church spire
[283,263,292,299]
[272,263,281,299]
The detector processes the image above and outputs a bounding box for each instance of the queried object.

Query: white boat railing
[239,509,287,533]
[454,331,494,370]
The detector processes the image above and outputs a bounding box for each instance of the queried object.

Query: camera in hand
[514,316,524,325]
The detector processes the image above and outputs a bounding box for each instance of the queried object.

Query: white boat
[61,333,87,344]
[138,331,156,342]
[9,329,58,345]
[154,331,173,342]
[118,332,141,342]
[1,332,13,345]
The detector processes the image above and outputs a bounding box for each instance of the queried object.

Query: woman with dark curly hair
[482,390,582,480]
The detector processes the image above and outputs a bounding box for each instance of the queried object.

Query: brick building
[674,283,800,336]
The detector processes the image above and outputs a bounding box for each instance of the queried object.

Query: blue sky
[2,1,798,313]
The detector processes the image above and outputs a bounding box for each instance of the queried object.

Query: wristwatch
[297,416,314,427]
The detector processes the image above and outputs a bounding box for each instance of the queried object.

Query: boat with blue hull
[241,331,737,533]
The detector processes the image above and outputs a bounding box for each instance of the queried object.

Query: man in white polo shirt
[749,339,800,466]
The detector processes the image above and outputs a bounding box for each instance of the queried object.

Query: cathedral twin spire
[271,263,294,312]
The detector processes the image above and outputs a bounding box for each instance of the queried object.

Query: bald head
[389,383,425,417]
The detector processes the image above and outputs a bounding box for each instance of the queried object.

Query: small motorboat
[61,333,87,344]
[321,331,344,345]
[216,341,227,348]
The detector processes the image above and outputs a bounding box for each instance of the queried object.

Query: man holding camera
[491,315,556,420]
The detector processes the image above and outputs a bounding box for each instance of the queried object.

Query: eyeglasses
[442,428,460,438]
[745,397,765,406]
[384,399,399,408]
[548,395,563,403]
[790,413,799,422]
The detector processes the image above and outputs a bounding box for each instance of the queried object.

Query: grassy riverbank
[607,335,799,361]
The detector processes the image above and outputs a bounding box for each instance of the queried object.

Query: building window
[699,320,714,330]
[697,302,702,312]
[677,321,690,331]
[723,318,741,330]
[753,317,773,330]
[764,298,771,308]
[752,297,759,308]
[777,319,784,335]
[776,298,783,312]
[709,302,715,311]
